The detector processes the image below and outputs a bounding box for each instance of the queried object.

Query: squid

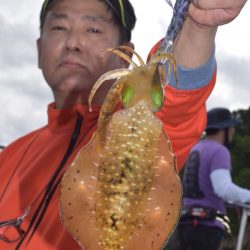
[60,46,182,250]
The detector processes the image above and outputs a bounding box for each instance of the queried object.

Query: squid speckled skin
[60,46,182,250]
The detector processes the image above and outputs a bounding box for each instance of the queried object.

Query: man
[177,107,250,250]
[0,0,247,249]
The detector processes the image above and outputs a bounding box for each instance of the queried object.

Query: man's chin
[54,75,93,91]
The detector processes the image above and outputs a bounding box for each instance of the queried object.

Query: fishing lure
[60,0,190,249]
[160,0,191,54]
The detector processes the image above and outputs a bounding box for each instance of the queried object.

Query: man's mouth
[60,62,84,69]
[59,58,86,70]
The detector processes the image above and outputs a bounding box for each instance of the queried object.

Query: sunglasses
[0,208,30,243]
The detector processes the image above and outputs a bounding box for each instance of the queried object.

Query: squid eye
[122,84,134,107]
[151,85,164,112]
[151,65,164,112]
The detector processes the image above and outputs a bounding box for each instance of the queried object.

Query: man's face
[37,0,130,108]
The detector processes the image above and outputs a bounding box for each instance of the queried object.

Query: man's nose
[65,30,84,52]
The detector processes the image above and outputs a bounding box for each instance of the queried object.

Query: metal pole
[236,207,250,250]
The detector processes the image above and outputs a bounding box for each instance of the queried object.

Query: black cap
[40,0,136,42]
[41,0,127,27]
[206,107,241,130]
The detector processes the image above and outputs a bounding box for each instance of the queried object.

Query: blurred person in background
[174,107,250,250]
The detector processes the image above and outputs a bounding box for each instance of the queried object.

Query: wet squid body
[60,46,182,250]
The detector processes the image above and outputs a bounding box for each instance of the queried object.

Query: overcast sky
[0,0,250,146]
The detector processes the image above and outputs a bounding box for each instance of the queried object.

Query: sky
[0,0,250,146]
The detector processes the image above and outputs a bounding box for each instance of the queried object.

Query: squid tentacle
[88,68,131,111]
[116,46,146,67]
[96,78,127,147]
[105,48,139,69]
[150,53,178,85]
[97,77,127,129]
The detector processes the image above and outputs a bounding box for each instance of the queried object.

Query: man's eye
[51,26,66,31]
[87,28,101,33]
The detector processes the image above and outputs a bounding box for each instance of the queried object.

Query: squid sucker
[59,46,182,250]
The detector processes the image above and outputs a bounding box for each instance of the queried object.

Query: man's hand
[173,0,247,68]
[189,0,248,27]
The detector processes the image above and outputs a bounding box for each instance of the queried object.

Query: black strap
[15,114,83,250]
